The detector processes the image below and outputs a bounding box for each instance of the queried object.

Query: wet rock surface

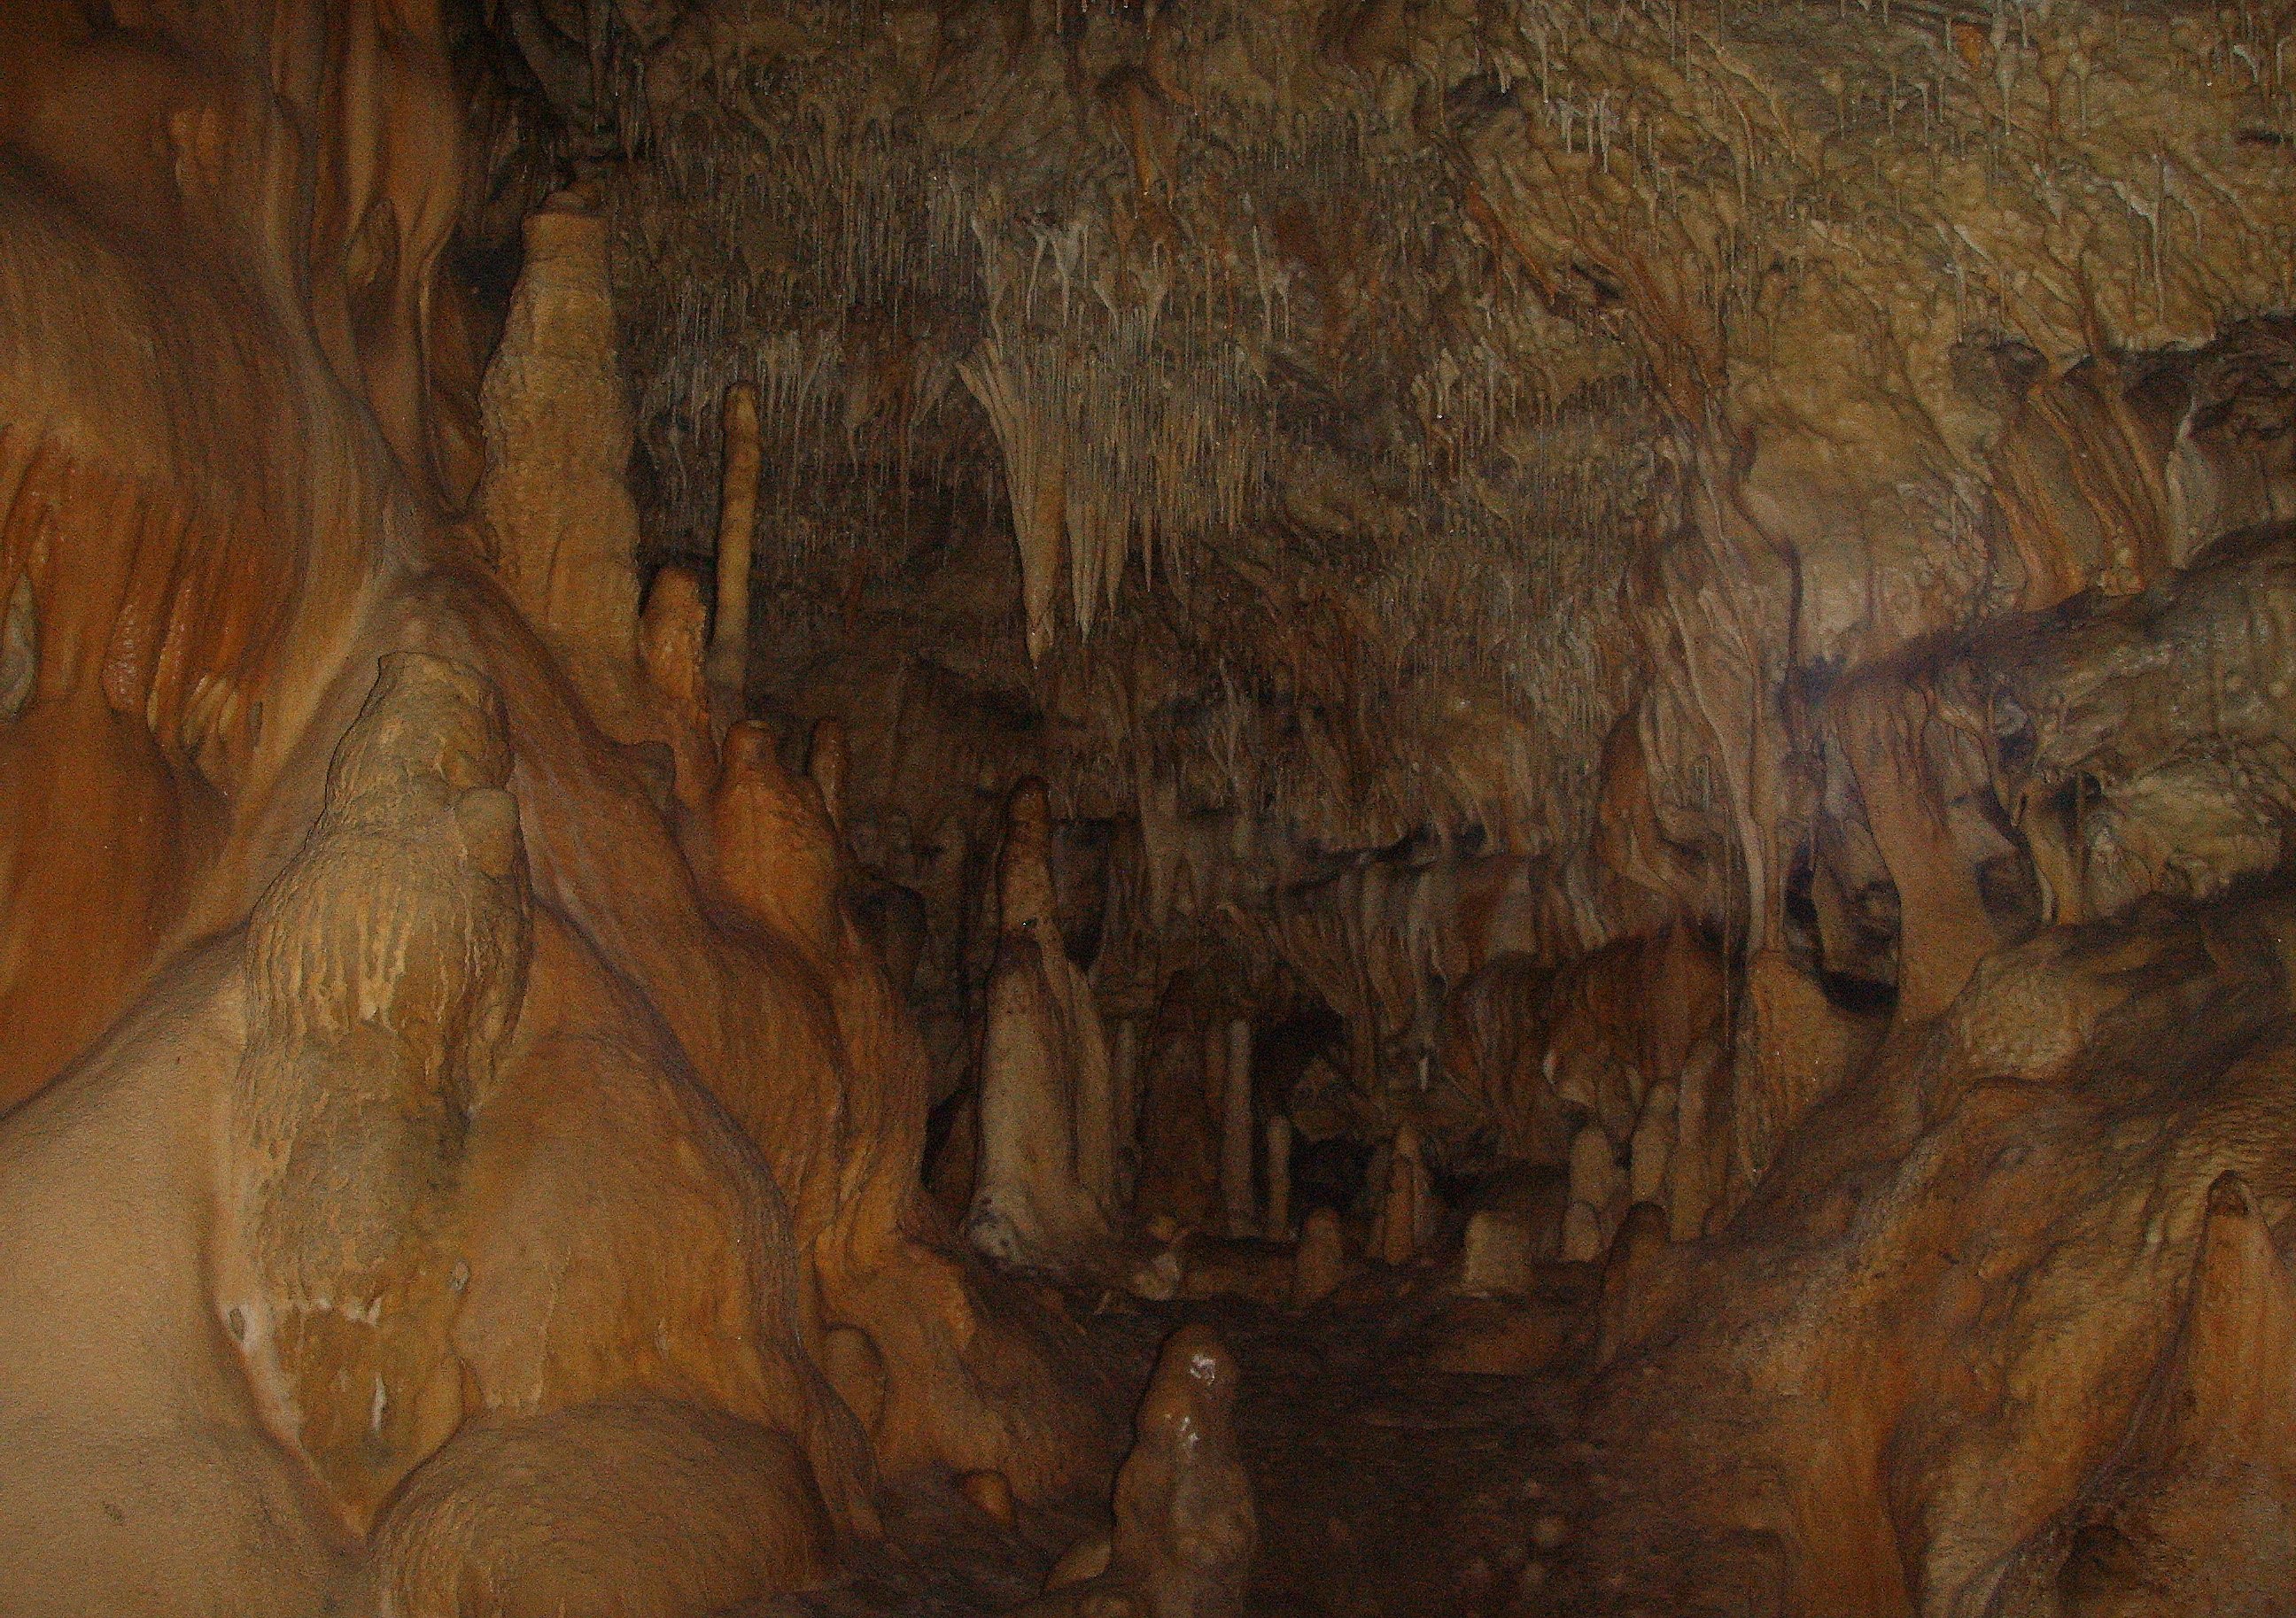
[775,1270,1589,1618]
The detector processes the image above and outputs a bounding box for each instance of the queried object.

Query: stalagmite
[1019,1327,1256,1618]
[969,934,1107,1269]
[1563,1124,1623,1264]
[1113,1017,1141,1205]
[1459,1210,1535,1298]
[1628,1079,1677,1207]
[636,566,717,810]
[1134,978,1222,1232]
[24,0,2296,1606]
[1372,1125,1438,1266]
[708,381,761,726]
[1129,1244,1185,1303]
[477,193,642,728]
[808,716,849,834]
[1594,1202,1671,1366]
[2057,1172,2296,1608]
[966,779,1117,1269]
[962,1468,1019,1529]
[819,1324,888,1442]
[1664,1035,1725,1243]
[1264,1115,1293,1240]
[1732,950,1876,1189]
[1222,1019,1256,1238]
[1561,1202,1605,1269]
[1292,1208,1347,1307]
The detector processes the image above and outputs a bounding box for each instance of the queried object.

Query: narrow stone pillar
[1221,1019,1255,1238]
[1074,1007,1118,1214]
[1113,1017,1140,1206]
[1264,1115,1292,1240]
[707,381,759,724]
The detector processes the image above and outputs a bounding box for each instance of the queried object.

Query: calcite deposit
[6,0,2296,1611]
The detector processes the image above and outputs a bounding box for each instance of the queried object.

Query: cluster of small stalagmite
[9,0,2296,1615]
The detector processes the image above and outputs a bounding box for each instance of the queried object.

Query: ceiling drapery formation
[461,0,2294,1122]
[473,0,2288,841]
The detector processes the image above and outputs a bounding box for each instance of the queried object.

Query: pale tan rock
[1107,1328,1254,1615]
[2055,1172,2296,1614]
[1629,1079,1678,1208]
[375,1402,831,1618]
[1459,1210,1535,1298]
[707,381,760,726]
[1046,1534,1113,1591]
[1563,1124,1624,1263]
[1371,1125,1439,1266]
[819,1324,888,1438]
[636,566,717,810]
[961,1468,1018,1529]
[968,778,1118,1269]
[477,196,641,727]
[1128,1246,1184,1303]
[807,716,849,834]
[971,933,1109,1268]
[1664,1034,1725,1243]
[1730,948,1880,1191]
[1561,1200,1607,1266]
[1594,1202,1672,1366]
[0,12,1107,1593]
[0,654,866,1614]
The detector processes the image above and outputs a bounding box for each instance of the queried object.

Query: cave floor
[770,1254,1592,1618]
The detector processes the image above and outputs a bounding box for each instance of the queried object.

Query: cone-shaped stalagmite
[1372,1125,1439,1266]
[477,195,642,729]
[967,778,1118,1268]
[1020,1325,1257,1617]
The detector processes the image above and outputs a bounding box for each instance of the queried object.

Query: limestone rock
[968,778,1118,1270]
[1458,1211,1535,1299]
[1018,1326,1255,1618]
[1563,1125,1625,1264]
[1292,1208,1347,1309]
[1371,1125,1439,1267]
[476,195,641,727]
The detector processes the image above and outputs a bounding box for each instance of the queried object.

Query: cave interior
[4,0,2296,1614]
